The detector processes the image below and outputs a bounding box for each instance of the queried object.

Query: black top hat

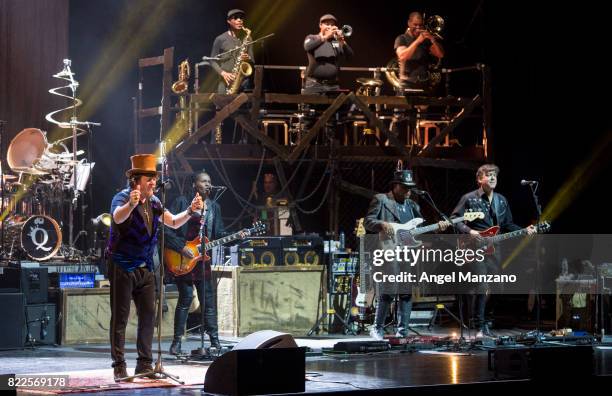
[390,170,416,187]
[227,9,245,19]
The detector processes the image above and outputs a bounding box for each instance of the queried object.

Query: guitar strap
[491,193,501,225]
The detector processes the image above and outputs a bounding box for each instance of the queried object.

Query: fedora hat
[390,169,416,187]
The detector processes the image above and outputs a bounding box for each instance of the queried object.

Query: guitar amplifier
[0,267,48,304]
[230,237,283,267]
[281,234,323,266]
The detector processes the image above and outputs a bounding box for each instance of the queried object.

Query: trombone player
[210,9,254,94]
[394,12,444,91]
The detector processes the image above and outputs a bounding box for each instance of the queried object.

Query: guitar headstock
[536,221,551,234]
[247,221,267,236]
[464,210,485,222]
[355,218,366,237]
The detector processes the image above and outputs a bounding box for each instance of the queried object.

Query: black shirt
[303,34,353,81]
[394,33,432,83]
[452,188,522,234]
[210,31,255,76]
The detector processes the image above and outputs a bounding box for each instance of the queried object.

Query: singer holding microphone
[165,170,238,355]
[452,163,536,337]
[107,154,203,381]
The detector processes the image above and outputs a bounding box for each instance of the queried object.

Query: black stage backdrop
[1,0,610,241]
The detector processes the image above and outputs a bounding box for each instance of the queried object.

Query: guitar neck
[411,216,465,236]
[359,236,366,289]
[205,230,245,250]
[489,228,528,243]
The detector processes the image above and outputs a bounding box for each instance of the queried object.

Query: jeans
[173,274,217,339]
[374,294,413,335]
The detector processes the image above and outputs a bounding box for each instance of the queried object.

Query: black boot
[209,334,221,349]
[113,364,132,383]
[169,337,182,355]
[135,361,159,379]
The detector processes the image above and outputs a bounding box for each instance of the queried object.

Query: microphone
[520,180,537,186]
[208,185,227,190]
[155,179,172,191]
[411,189,427,195]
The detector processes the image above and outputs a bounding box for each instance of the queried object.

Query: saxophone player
[210,9,254,94]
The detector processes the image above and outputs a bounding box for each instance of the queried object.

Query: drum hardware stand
[47,59,101,260]
[0,120,6,258]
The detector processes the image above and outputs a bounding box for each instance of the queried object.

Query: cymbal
[11,167,49,175]
[356,77,384,87]
[7,128,47,172]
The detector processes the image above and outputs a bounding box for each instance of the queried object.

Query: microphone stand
[190,186,226,359]
[527,181,544,344]
[190,201,210,359]
[416,190,469,345]
[123,141,184,384]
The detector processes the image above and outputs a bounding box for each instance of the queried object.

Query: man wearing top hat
[106,154,203,382]
[302,13,353,94]
[210,8,254,94]
[364,169,450,339]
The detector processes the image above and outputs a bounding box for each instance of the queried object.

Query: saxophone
[172,59,190,130]
[226,27,252,94]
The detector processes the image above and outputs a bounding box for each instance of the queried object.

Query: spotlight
[91,213,111,229]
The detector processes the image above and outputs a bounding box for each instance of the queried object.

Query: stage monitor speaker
[282,234,323,266]
[230,237,283,267]
[0,293,26,349]
[204,330,305,395]
[492,345,593,380]
[0,267,48,304]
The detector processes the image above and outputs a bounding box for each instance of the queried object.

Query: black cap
[319,14,337,24]
[390,170,417,187]
[227,9,245,19]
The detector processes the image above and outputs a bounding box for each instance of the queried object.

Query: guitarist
[452,163,536,337]
[165,170,238,354]
[364,169,450,339]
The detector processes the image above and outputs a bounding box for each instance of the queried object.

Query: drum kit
[0,127,89,261]
[1,59,98,262]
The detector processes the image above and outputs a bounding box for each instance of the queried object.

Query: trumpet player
[210,9,254,94]
[303,14,353,94]
[395,12,444,90]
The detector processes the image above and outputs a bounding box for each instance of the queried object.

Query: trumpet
[340,25,352,37]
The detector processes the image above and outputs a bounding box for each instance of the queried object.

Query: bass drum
[4,215,62,261]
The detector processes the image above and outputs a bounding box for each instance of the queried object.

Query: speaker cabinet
[0,293,26,349]
[231,237,283,267]
[282,235,323,266]
[0,267,48,303]
[204,331,305,395]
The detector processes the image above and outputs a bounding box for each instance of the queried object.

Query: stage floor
[3,327,612,394]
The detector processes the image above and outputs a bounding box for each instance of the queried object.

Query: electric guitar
[353,218,374,320]
[164,221,266,276]
[464,221,551,255]
[390,210,485,246]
